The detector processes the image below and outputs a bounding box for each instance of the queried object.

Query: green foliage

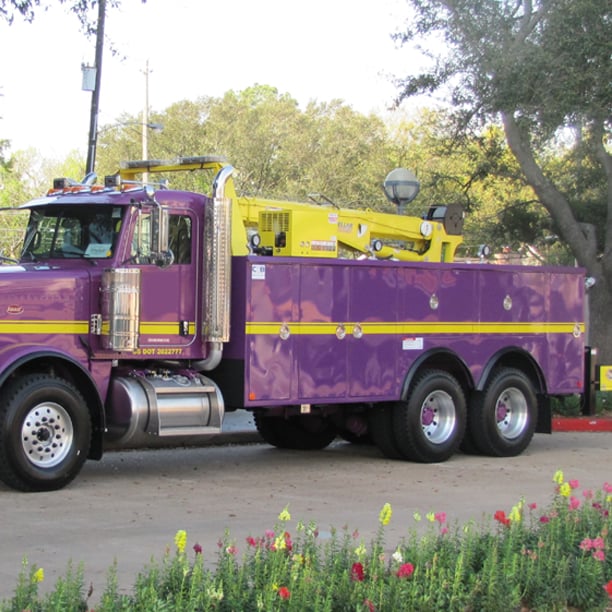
[95,85,393,211]
[3,475,612,611]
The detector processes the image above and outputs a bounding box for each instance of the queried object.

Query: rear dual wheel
[466,368,537,457]
[369,370,466,463]
[254,412,337,450]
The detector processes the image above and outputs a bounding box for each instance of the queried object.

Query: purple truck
[0,157,589,491]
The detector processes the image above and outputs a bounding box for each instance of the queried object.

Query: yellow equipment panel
[259,209,338,257]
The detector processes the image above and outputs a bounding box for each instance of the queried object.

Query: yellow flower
[413,512,422,522]
[509,498,524,523]
[553,470,564,485]
[278,506,291,522]
[559,482,571,498]
[174,530,187,554]
[379,502,392,526]
[355,543,367,558]
[33,568,44,583]
[274,534,287,550]
[426,512,435,523]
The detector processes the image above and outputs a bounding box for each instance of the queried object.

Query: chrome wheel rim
[21,402,74,468]
[420,390,456,444]
[494,387,528,440]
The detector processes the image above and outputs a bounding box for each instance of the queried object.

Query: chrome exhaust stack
[195,165,233,371]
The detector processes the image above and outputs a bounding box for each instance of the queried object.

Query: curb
[552,415,612,432]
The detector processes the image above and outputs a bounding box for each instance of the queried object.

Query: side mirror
[150,204,173,268]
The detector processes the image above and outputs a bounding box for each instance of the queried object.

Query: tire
[392,370,466,463]
[367,403,404,459]
[254,412,337,450]
[469,368,537,457]
[0,374,91,492]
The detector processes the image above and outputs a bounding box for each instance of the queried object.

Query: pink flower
[351,562,365,582]
[193,543,202,555]
[580,538,593,551]
[592,537,605,549]
[583,489,594,499]
[569,496,581,510]
[284,531,293,552]
[569,479,580,489]
[225,545,237,556]
[593,550,605,562]
[396,562,415,578]
[528,502,537,510]
[603,482,612,494]
[434,512,446,525]
[440,527,449,536]
[278,586,290,600]
[539,515,550,524]
[246,536,258,548]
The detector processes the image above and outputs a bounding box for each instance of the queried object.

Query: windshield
[22,205,124,261]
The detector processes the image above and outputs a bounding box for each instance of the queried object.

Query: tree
[396,0,612,359]
[95,85,394,210]
[0,0,137,30]
[387,109,552,260]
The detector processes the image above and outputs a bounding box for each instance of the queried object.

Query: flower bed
[3,471,612,611]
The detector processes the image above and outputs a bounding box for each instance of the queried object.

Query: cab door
[129,208,199,353]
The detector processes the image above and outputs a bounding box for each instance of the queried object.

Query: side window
[169,215,192,265]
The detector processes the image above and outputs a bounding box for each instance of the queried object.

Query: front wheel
[468,368,537,457]
[0,374,91,492]
[392,370,466,463]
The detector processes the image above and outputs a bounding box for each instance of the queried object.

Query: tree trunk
[501,111,612,364]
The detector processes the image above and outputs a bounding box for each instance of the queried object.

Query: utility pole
[142,59,150,182]
[85,0,106,176]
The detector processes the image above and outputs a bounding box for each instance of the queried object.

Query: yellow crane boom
[118,156,463,262]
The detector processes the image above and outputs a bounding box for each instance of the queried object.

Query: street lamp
[97,121,164,139]
[97,121,163,181]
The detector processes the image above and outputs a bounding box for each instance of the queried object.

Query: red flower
[278,586,290,600]
[351,562,365,582]
[604,580,612,599]
[494,510,511,526]
[192,543,202,555]
[396,562,415,578]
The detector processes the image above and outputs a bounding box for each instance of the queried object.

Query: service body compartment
[218,256,585,408]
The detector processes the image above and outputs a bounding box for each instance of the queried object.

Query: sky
[0,0,415,160]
